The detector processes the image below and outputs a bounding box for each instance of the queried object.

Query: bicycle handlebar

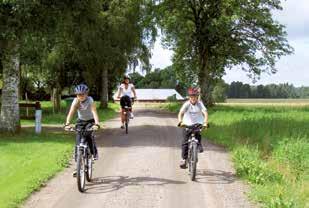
[64,125,99,132]
[177,123,209,129]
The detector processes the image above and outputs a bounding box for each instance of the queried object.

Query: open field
[160,101,309,208]
[225,99,309,106]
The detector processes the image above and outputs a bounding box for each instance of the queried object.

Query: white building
[114,89,185,102]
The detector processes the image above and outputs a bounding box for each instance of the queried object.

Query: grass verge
[21,101,119,125]
[0,129,73,208]
[1,102,119,208]
[160,102,309,208]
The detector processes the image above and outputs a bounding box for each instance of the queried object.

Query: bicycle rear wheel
[77,149,86,192]
[190,143,198,181]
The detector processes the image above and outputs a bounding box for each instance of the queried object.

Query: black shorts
[120,95,132,109]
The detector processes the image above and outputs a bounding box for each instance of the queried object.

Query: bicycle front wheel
[125,113,129,134]
[190,143,198,181]
[77,149,86,192]
[86,153,93,182]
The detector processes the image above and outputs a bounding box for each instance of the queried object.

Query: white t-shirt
[180,100,207,126]
[119,83,135,98]
[72,96,94,121]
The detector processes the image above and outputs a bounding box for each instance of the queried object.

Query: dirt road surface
[23,108,256,208]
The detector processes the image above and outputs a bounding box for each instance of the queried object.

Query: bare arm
[178,111,184,123]
[202,110,208,124]
[117,87,122,99]
[132,86,137,99]
[91,102,100,125]
[65,104,77,125]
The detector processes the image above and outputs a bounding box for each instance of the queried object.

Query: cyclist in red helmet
[178,87,208,169]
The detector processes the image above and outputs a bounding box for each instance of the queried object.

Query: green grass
[161,102,309,208]
[0,129,73,208]
[21,101,119,125]
[1,102,119,208]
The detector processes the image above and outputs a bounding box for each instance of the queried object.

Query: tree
[157,0,293,106]
[212,80,228,102]
[0,1,88,131]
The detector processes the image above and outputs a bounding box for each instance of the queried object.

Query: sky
[149,0,309,87]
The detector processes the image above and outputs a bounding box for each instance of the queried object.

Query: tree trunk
[198,50,214,107]
[100,68,108,109]
[0,40,21,132]
[52,86,61,113]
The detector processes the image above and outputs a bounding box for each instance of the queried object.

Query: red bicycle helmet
[188,87,199,96]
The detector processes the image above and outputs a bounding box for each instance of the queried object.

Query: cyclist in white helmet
[117,75,137,129]
[64,84,100,176]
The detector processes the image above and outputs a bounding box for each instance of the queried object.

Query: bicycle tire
[77,149,86,192]
[190,143,198,181]
[125,112,129,134]
[86,153,93,182]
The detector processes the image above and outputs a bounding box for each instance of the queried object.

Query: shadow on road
[195,169,236,184]
[84,176,186,194]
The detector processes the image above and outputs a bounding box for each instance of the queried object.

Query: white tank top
[120,83,134,98]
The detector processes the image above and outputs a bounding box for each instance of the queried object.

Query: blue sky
[149,0,309,87]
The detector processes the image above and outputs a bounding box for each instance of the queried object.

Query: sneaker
[179,159,187,169]
[199,143,204,153]
[120,125,124,129]
[72,170,77,177]
[93,153,98,160]
[130,113,134,119]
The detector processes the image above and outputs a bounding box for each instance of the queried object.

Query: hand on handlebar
[177,121,184,127]
[90,124,100,131]
[203,122,209,129]
[64,124,73,131]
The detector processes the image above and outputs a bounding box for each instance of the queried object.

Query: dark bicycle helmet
[74,84,89,94]
[123,75,130,80]
[188,87,199,96]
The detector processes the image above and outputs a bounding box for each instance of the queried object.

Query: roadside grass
[1,102,119,208]
[161,102,309,208]
[20,101,119,125]
[0,129,73,208]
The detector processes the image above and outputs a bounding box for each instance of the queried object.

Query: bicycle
[65,125,97,192]
[179,123,205,181]
[123,98,135,134]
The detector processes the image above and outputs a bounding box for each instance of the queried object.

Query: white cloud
[273,0,309,39]
[149,37,173,69]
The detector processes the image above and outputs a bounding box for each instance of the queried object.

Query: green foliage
[227,82,300,99]
[129,66,187,96]
[166,94,177,102]
[212,80,228,102]
[233,147,283,184]
[159,102,182,113]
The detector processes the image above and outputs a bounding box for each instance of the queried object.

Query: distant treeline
[226,81,309,99]
[129,68,309,100]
